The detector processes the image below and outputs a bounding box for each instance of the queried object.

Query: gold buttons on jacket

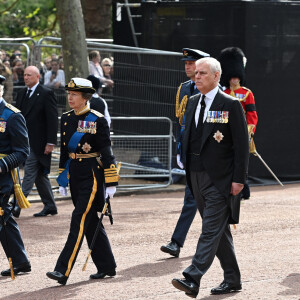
[79,158,82,162]
[64,122,67,126]
[63,142,66,146]
[78,143,81,147]
[63,132,66,135]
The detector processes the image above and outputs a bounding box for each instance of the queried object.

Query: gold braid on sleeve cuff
[104,163,121,184]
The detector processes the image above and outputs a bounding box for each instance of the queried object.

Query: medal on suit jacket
[213,130,224,143]
[207,111,229,123]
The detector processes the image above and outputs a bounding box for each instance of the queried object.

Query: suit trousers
[0,203,29,266]
[21,151,56,210]
[171,184,198,247]
[183,171,240,285]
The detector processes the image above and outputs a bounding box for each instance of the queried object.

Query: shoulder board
[5,103,20,113]
[90,109,104,118]
[62,109,74,115]
[241,86,252,93]
[181,80,191,86]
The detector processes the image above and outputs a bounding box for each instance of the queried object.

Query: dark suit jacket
[182,90,249,223]
[15,84,58,170]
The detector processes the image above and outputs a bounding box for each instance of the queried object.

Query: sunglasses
[103,64,111,67]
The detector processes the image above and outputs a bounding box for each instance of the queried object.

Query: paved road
[0,184,299,300]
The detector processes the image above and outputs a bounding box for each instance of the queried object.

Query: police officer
[219,47,258,199]
[46,78,119,285]
[161,48,208,257]
[0,75,31,277]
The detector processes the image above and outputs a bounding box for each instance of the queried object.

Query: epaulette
[241,86,252,93]
[181,80,191,87]
[90,109,104,118]
[62,109,74,115]
[5,103,20,113]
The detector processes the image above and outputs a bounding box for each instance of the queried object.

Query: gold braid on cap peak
[104,163,121,184]
[176,84,188,126]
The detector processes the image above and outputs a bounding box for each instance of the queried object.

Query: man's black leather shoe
[90,269,116,279]
[12,206,21,218]
[33,208,57,217]
[160,241,180,257]
[46,271,68,285]
[211,281,242,295]
[172,278,199,298]
[1,262,31,276]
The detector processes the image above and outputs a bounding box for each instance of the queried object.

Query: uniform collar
[74,103,90,116]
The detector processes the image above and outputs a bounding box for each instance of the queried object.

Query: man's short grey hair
[196,57,222,78]
[0,84,4,98]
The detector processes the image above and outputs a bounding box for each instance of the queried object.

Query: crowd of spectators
[0,48,114,105]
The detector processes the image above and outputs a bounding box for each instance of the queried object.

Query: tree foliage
[0,0,59,38]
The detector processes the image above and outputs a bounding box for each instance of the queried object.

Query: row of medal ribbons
[77,120,97,134]
[206,111,229,123]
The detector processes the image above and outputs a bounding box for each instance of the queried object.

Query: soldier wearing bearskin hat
[219,47,258,199]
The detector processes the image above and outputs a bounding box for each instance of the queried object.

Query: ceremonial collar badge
[213,130,224,143]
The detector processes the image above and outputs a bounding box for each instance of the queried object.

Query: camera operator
[44,59,65,89]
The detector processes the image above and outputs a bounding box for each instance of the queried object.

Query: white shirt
[195,85,219,127]
[44,69,65,87]
[26,82,39,97]
[90,93,111,127]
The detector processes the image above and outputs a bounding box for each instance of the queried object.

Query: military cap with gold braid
[65,77,95,93]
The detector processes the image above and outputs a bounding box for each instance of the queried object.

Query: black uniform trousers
[54,159,116,278]
[183,171,240,286]
[0,195,29,267]
[171,184,198,247]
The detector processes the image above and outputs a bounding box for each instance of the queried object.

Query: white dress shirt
[194,86,219,127]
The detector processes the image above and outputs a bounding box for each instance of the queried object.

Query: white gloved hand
[177,154,184,169]
[105,186,116,199]
[59,186,68,196]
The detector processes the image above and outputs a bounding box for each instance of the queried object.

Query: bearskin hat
[218,47,246,88]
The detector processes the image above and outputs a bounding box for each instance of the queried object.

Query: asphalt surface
[0,183,299,300]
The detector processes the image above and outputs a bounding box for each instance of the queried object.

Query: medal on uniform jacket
[77,120,97,134]
[207,111,229,123]
[213,130,224,143]
[0,121,6,133]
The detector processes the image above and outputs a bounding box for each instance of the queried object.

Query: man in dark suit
[14,66,58,217]
[172,57,249,298]
[161,48,208,257]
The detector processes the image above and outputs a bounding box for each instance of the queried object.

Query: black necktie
[190,82,195,95]
[24,89,32,100]
[197,94,206,129]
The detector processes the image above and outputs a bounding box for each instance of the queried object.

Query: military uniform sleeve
[58,114,70,174]
[244,91,258,133]
[96,117,119,187]
[0,113,29,173]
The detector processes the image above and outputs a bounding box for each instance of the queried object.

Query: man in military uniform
[46,78,119,285]
[0,75,31,277]
[161,48,209,257]
[219,47,258,199]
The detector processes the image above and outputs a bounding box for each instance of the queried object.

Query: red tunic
[224,86,258,133]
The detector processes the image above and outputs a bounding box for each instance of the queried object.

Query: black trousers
[0,196,29,267]
[54,163,116,278]
[183,171,240,285]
